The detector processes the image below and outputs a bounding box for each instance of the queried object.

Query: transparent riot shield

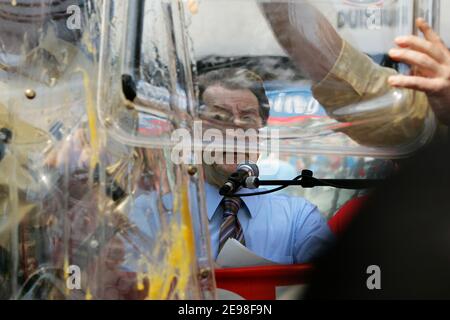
[97,0,439,299]
[98,1,438,208]
[0,0,99,299]
[184,0,439,218]
[0,0,214,300]
[97,0,216,299]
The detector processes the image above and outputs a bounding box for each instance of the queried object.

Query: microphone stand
[255,178,380,190]
[248,170,382,192]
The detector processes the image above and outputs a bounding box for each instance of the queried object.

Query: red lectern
[215,264,313,300]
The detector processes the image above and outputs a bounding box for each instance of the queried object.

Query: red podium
[214,264,313,300]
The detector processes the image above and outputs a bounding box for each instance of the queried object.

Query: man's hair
[198,68,270,125]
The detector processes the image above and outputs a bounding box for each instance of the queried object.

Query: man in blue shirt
[204,183,332,264]
[195,68,334,264]
[129,68,333,267]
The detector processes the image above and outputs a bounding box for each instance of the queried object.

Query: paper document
[216,238,279,268]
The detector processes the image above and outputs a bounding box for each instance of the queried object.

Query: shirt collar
[205,183,261,220]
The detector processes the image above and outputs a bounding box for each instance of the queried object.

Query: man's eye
[213,113,228,121]
[242,115,255,122]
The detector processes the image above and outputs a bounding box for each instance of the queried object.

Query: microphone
[219,162,259,196]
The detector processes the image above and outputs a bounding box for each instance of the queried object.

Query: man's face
[201,85,263,177]
[201,85,263,130]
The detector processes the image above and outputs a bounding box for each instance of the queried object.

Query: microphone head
[244,176,259,189]
[219,182,233,196]
[237,162,259,177]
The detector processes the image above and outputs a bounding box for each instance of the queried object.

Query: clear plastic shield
[97,0,438,216]
[0,0,100,299]
[189,0,437,158]
[98,0,216,299]
[0,0,437,300]
[189,0,438,218]
[1,0,214,300]
[98,0,439,161]
[0,0,103,299]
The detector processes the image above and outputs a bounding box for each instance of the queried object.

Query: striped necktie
[218,197,245,253]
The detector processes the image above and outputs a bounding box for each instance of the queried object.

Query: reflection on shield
[0,0,441,300]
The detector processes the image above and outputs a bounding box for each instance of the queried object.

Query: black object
[106,181,126,202]
[219,162,260,196]
[123,0,145,74]
[0,246,11,299]
[0,128,12,144]
[122,74,137,102]
[0,128,12,162]
[0,143,4,162]
[121,0,145,103]
[306,141,450,299]
[252,173,381,190]
[93,164,126,202]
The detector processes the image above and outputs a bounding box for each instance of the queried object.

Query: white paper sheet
[216,238,279,268]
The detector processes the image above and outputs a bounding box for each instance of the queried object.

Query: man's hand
[388,18,450,125]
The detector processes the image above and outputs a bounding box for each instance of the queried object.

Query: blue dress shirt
[205,183,334,264]
[128,184,334,267]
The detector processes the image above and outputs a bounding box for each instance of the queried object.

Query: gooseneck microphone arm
[254,173,380,190]
[230,170,382,197]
